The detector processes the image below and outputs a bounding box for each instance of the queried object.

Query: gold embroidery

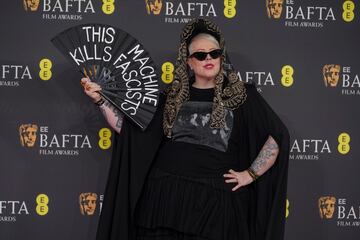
[163,18,247,137]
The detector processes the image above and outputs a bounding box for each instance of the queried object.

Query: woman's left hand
[223,169,254,191]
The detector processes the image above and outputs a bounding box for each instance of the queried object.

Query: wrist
[92,94,102,102]
[94,97,105,106]
[246,168,259,182]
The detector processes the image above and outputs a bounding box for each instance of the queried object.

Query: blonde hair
[188,33,220,55]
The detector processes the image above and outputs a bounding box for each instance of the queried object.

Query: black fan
[51,23,160,130]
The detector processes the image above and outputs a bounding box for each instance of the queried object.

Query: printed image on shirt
[172,101,234,152]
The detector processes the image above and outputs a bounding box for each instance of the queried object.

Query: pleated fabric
[135,166,250,240]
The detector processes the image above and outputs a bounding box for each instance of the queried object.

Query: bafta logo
[318,196,336,219]
[79,193,97,216]
[19,124,38,147]
[145,0,163,15]
[323,64,341,87]
[266,0,284,19]
[23,0,40,11]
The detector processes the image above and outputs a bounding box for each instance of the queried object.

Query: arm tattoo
[99,102,108,118]
[99,100,124,131]
[250,136,279,174]
[99,100,111,121]
[114,108,123,129]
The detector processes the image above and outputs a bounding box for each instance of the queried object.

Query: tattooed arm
[98,100,124,134]
[224,135,279,191]
[81,78,124,134]
[249,135,279,176]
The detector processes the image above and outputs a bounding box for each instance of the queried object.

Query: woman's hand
[80,78,102,103]
[223,169,253,192]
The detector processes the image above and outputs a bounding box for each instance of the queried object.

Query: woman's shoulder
[242,82,264,103]
[232,82,267,115]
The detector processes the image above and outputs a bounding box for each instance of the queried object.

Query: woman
[81,19,289,240]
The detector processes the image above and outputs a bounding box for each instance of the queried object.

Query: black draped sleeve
[96,83,290,240]
[242,83,290,240]
[96,93,166,240]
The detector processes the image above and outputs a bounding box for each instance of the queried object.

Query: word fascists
[113,44,158,115]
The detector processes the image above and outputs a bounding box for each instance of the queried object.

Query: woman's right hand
[81,78,102,103]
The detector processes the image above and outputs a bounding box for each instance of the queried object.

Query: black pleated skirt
[134,166,251,240]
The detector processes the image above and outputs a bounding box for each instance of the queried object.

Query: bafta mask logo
[323,64,341,87]
[79,193,97,215]
[145,0,163,15]
[318,196,336,219]
[266,0,284,19]
[23,0,40,11]
[19,124,38,147]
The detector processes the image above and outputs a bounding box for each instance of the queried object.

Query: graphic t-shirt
[153,85,243,178]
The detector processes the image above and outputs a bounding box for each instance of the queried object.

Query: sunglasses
[189,49,222,61]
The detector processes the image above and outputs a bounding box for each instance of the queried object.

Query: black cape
[96,83,290,240]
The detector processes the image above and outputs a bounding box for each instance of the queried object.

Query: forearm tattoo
[114,108,123,129]
[250,136,279,175]
[99,101,108,118]
[99,100,124,131]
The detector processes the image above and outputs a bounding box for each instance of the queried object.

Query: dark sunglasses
[189,49,222,61]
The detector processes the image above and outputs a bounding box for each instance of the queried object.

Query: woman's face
[187,36,221,83]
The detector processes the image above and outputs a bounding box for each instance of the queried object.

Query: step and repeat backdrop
[0,0,359,240]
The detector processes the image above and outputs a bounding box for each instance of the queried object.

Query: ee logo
[286,198,290,218]
[99,128,112,150]
[281,65,294,87]
[342,1,355,22]
[161,62,174,84]
[338,132,350,154]
[39,58,52,81]
[224,0,236,18]
[36,193,49,216]
[102,0,115,15]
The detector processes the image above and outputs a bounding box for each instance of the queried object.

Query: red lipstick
[204,64,214,69]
